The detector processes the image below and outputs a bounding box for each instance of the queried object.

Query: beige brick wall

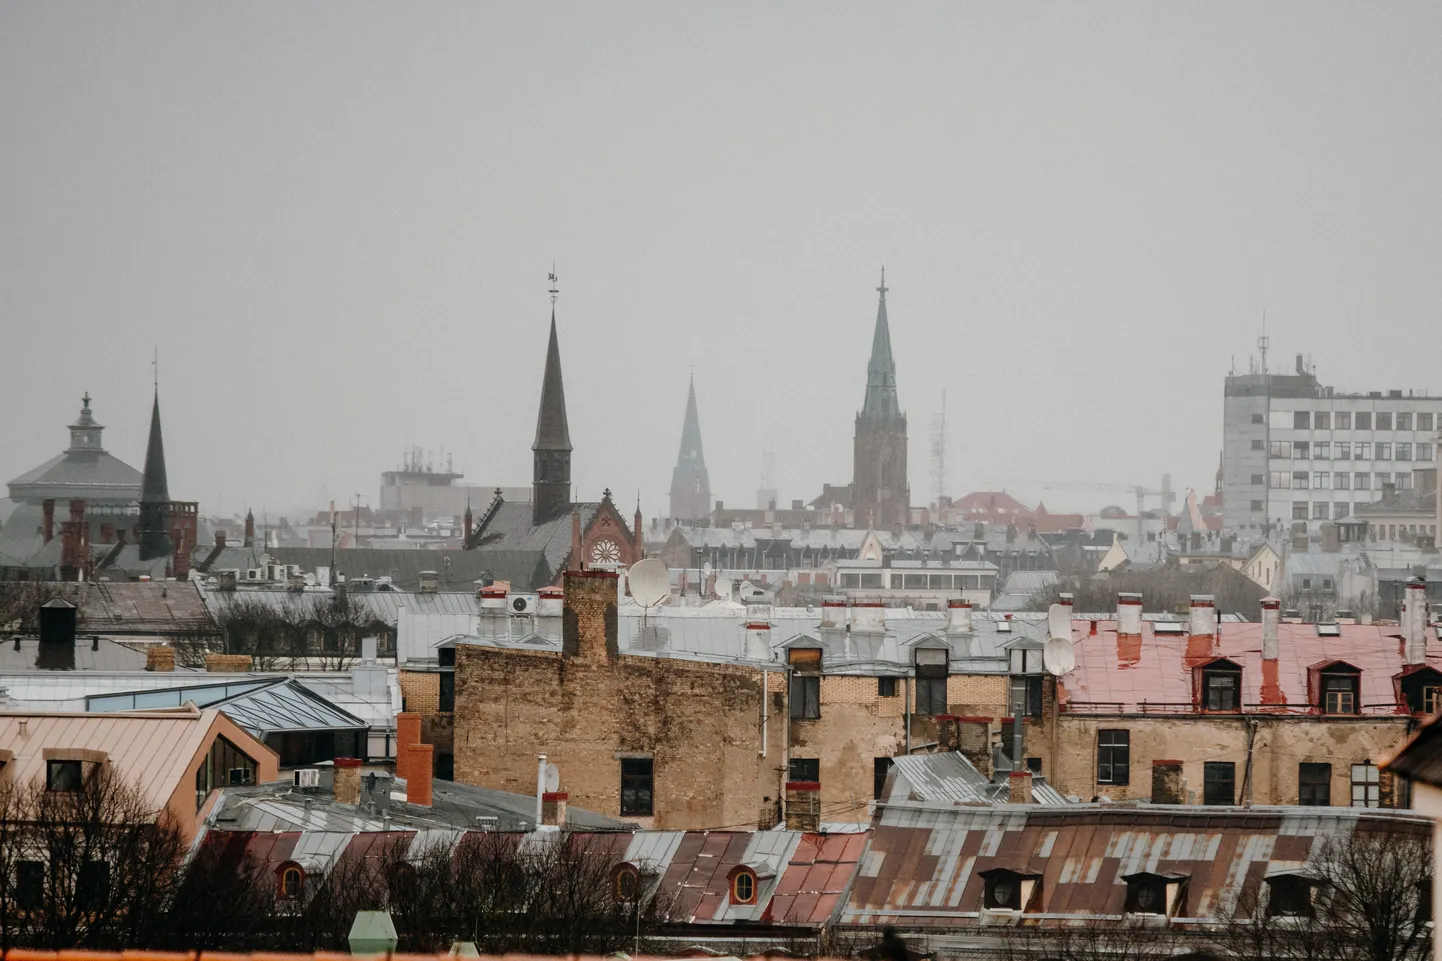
[205,653,252,673]
[399,670,441,715]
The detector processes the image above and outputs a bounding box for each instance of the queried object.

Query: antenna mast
[548,264,559,306]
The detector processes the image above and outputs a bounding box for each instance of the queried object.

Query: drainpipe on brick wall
[904,676,912,754]
[781,675,791,827]
[760,670,768,758]
[1241,718,1258,807]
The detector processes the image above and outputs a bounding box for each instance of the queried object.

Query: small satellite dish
[714,576,733,600]
[543,762,560,794]
[1046,603,1071,643]
[628,558,670,609]
[1043,636,1076,676]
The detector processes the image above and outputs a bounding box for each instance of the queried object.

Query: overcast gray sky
[3,2,1440,522]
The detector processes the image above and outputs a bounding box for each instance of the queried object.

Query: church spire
[668,373,712,521]
[861,266,899,419]
[138,388,172,561]
[532,270,573,524]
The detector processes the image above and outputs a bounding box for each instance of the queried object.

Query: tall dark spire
[861,267,899,419]
[138,389,172,561]
[669,374,712,521]
[532,303,573,524]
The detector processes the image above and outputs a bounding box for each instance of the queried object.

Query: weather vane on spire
[877,265,887,298]
[152,346,159,390]
[548,263,559,306]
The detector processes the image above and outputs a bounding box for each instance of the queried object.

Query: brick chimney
[334,757,362,805]
[1008,770,1033,804]
[784,781,820,832]
[1152,759,1184,804]
[562,569,619,661]
[145,646,176,672]
[541,791,568,827]
[394,712,433,807]
[215,531,226,549]
[42,499,55,544]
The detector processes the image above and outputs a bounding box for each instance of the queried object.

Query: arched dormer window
[1308,660,1362,715]
[728,865,758,905]
[277,862,305,900]
[1197,658,1243,712]
[612,862,641,903]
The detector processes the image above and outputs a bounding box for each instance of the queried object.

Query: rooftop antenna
[548,264,559,307]
[1257,309,1269,379]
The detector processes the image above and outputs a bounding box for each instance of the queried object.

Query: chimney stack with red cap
[1189,595,1217,638]
[1117,593,1143,635]
[946,598,973,636]
[1261,597,1281,661]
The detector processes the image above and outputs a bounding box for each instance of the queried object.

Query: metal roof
[0,636,147,672]
[887,752,1072,806]
[87,677,369,736]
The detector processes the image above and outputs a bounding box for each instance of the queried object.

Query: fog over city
[3,2,1440,519]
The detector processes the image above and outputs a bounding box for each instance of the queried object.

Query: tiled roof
[1062,619,1442,713]
[468,499,597,585]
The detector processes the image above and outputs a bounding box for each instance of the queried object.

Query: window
[1268,876,1315,918]
[279,864,304,900]
[1335,472,1351,490]
[16,861,43,910]
[1398,472,1414,490]
[789,648,821,720]
[1313,471,1329,490]
[1097,730,1130,785]
[1203,761,1236,805]
[1356,412,1372,430]
[620,758,653,816]
[1315,411,1331,430]
[1355,442,1371,459]
[1124,875,1170,914]
[47,759,82,792]
[877,677,898,697]
[1421,443,1435,462]
[1250,500,1265,511]
[613,864,640,903]
[1335,503,1350,519]
[76,860,109,911]
[1251,439,1264,450]
[1376,472,1391,488]
[1336,411,1352,429]
[1294,411,1311,429]
[439,672,455,712]
[1251,413,1265,425]
[1313,502,1330,520]
[1377,442,1392,460]
[1299,763,1332,805]
[1315,441,1330,459]
[1269,440,1292,458]
[1204,667,1241,711]
[874,757,893,799]
[1355,472,1371,490]
[1293,471,1309,489]
[1424,686,1442,715]
[731,868,756,905]
[1397,443,1412,461]
[1292,503,1309,520]
[980,869,1035,911]
[1352,762,1380,807]
[1265,472,1283,487]
[1377,412,1393,431]
[1010,675,1043,719]
[915,649,949,716]
[789,757,820,783]
[1399,412,1413,431]
[1338,441,1351,459]
[1420,413,1435,431]
[1294,441,1310,459]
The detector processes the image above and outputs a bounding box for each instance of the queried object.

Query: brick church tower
[668,375,711,521]
[852,268,909,528]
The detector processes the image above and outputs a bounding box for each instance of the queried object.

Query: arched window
[731,867,757,905]
[278,863,305,900]
[612,863,640,903]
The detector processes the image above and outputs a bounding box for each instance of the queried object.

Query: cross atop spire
[860,267,900,419]
[877,265,887,299]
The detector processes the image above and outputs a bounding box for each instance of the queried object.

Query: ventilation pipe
[1117,593,1143,635]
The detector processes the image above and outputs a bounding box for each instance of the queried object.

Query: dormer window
[1123,872,1186,916]
[729,865,758,905]
[1265,874,1318,918]
[1397,667,1442,715]
[1202,662,1242,711]
[277,863,305,901]
[612,863,640,903]
[1322,672,1359,715]
[46,760,83,792]
[789,648,822,720]
[915,648,949,716]
[979,868,1041,912]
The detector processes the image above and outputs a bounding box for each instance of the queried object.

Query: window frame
[16,860,44,910]
[877,676,898,697]
[1096,729,1130,786]
[789,757,820,783]
[46,759,83,792]
[278,863,305,901]
[730,867,757,905]
[1351,762,1380,808]
[620,758,654,817]
[1298,762,1332,806]
[1321,673,1359,715]
[1267,876,1316,918]
[1203,761,1236,806]
[1203,667,1242,712]
[915,648,949,716]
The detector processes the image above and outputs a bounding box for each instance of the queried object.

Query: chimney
[333,757,363,805]
[1189,595,1217,638]
[42,499,55,544]
[145,646,177,672]
[1006,523,1017,544]
[946,598,973,636]
[37,599,78,670]
[1117,592,1143,635]
[570,507,582,567]
[1151,759,1184,804]
[784,781,820,832]
[1404,576,1429,666]
[418,570,439,593]
[243,509,255,547]
[851,601,886,634]
[217,570,237,591]
[819,599,848,631]
[394,713,433,807]
[541,791,568,827]
[1261,597,1281,660]
[1295,353,1305,375]
[478,585,508,636]
[744,621,772,660]
[1008,770,1033,804]
[214,531,226,549]
[973,522,984,540]
[562,569,620,660]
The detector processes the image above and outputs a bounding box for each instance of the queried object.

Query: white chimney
[478,586,508,635]
[537,587,564,618]
[851,602,886,634]
[946,598,973,636]
[418,570,440,594]
[1261,597,1280,660]
[819,599,847,631]
[1117,592,1143,636]
[1404,577,1429,666]
[1189,595,1217,638]
[744,621,772,660]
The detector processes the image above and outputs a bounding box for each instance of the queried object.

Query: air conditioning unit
[509,593,539,615]
[293,768,321,788]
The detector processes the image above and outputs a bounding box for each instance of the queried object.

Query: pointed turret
[138,390,172,561]
[860,268,900,419]
[668,375,712,521]
[532,309,573,524]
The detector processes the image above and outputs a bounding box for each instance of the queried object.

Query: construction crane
[980,475,1177,544]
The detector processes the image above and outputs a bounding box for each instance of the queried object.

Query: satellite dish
[1046,603,1071,643]
[628,558,671,609]
[714,576,733,600]
[1043,636,1076,676]
[543,762,560,794]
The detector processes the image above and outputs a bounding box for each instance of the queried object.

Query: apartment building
[1221,357,1442,539]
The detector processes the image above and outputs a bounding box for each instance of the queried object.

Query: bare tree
[0,582,77,634]
[996,917,1182,961]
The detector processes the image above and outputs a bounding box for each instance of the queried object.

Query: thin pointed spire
[140,389,169,503]
[532,309,573,452]
[861,266,899,419]
[669,374,712,521]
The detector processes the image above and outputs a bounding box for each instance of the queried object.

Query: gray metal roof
[0,636,147,672]
[87,676,369,736]
[200,585,483,626]
[887,752,1071,806]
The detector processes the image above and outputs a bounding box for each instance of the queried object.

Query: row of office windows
[1256,411,1438,431]
[1264,470,1414,490]
[838,571,995,591]
[1260,439,1434,462]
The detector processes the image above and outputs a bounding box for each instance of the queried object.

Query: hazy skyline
[3,3,1440,522]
